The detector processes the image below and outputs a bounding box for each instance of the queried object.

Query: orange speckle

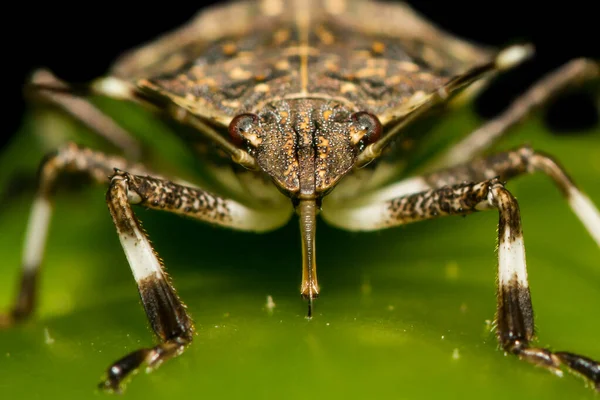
[325,60,340,72]
[275,59,290,70]
[222,42,237,56]
[341,82,357,93]
[254,83,270,92]
[273,29,290,45]
[279,110,289,123]
[229,67,253,80]
[316,25,335,45]
[371,41,385,54]
[398,61,420,72]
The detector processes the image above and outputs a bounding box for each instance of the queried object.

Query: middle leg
[332,146,600,247]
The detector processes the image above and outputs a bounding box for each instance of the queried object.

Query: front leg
[322,148,600,390]
[102,170,292,392]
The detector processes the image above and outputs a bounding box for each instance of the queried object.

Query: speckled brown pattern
[131,1,492,128]
[384,179,493,225]
[114,170,234,225]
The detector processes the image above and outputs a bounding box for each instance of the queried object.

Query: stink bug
[1,0,599,395]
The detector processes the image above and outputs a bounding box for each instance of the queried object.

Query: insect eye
[350,111,382,145]
[228,113,259,147]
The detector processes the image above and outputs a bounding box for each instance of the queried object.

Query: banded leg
[0,143,146,327]
[424,146,600,246]
[102,170,291,391]
[340,146,600,247]
[429,58,600,170]
[322,148,600,390]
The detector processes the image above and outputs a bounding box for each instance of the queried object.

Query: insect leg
[102,170,292,391]
[340,146,600,246]
[28,69,143,160]
[0,143,147,328]
[431,58,600,169]
[323,149,600,389]
[424,145,600,246]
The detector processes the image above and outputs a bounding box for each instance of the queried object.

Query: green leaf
[0,106,599,399]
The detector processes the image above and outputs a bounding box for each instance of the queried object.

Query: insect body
[2,0,599,393]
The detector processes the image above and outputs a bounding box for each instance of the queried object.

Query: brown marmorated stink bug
[1,0,599,394]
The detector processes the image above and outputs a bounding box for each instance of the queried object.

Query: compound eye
[228,113,259,147]
[350,111,382,145]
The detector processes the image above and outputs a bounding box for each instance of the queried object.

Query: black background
[4,1,599,149]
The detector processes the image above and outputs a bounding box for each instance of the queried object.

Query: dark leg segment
[323,147,600,390]
[396,180,599,389]
[100,170,289,391]
[1,141,287,391]
[101,174,194,392]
